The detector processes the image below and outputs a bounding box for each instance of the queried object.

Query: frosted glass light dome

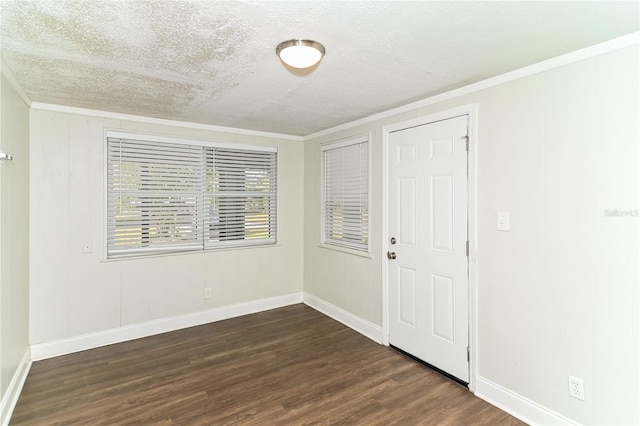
[276,39,325,69]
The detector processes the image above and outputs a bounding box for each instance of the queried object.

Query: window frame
[320,134,371,256]
[104,130,277,259]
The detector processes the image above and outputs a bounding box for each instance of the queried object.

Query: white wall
[29,110,304,345]
[303,45,639,424]
[15,38,640,426]
[0,70,30,417]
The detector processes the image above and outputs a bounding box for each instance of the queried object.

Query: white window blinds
[204,147,277,248]
[107,133,276,257]
[322,136,369,252]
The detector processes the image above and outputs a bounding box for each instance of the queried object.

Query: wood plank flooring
[12,304,526,425]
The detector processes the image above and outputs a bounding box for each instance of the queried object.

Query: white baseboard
[1,348,32,426]
[17,295,577,426]
[475,376,576,426]
[31,293,303,361]
[303,292,383,344]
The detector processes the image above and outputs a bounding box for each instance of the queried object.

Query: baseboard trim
[475,376,576,425]
[303,292,383,344]
[17,297,579,426]
[0,348,32,426]
[30,293,303,361]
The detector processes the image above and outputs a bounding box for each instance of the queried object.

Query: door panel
[431,174,454,252]
[432,272,454,343]
[388,115,469,382]
[398,178,416,245]
[399,267,417,327]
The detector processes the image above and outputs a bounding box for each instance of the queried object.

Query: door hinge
[466,241,469,257]
[463,135,469,151]
[467,346,470,362]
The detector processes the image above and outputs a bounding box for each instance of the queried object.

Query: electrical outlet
[204,287,212,300]
[568,376,584,401]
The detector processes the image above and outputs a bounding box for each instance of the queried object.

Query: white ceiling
[1,1,638,136]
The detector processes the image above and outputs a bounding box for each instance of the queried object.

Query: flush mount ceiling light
[276,39,325,69]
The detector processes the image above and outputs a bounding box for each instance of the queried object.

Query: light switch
[82,241,92,253]
[496,212,510,231]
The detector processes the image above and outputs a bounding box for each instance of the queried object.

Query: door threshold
[390,344,469,388]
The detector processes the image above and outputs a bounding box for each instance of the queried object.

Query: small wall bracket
[0,152,13,161]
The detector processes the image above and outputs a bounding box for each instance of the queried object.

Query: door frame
[381,104,478,391]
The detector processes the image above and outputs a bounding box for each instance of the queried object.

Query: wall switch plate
[568,376,585,401]
[204,287,212,300]
[82,241,92,253]
[496,212,510,231]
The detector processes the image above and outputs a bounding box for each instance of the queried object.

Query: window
[321,136,369,252]
[106,131,276,258]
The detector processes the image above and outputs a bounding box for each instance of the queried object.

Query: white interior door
[388,115,469,383]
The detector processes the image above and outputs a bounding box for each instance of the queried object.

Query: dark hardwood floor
[12,304,526,425]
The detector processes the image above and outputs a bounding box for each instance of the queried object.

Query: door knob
[387,251,397,260]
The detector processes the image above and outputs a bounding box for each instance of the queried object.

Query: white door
[388,115,469,382]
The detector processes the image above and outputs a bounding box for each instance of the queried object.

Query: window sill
[102,243,281,262]
[317,243,373,259]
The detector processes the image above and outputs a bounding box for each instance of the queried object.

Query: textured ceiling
[1,1,638,136]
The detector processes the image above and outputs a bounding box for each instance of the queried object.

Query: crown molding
[29,102,305,142]
[13,31,640,142]
[304,31,640,140]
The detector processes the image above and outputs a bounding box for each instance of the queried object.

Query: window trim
[104,130,277,259]
[106,130,277,154]
[320,134,371,254]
